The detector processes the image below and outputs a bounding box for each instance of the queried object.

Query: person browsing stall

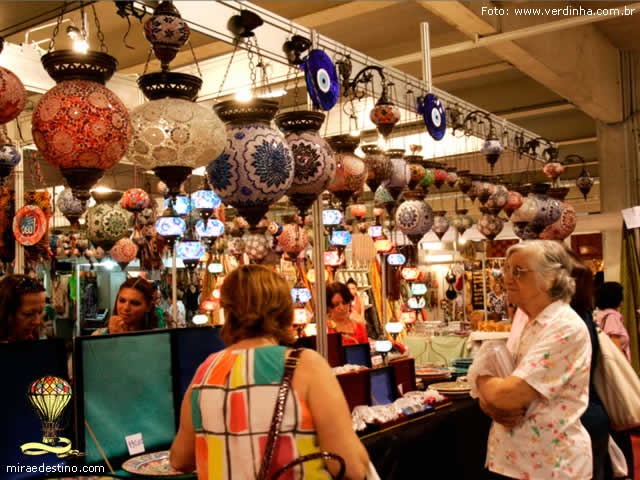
[0,274,47,342]
[170,265,370,479]
[92,277,164,335]
[476,240,592,480]
[327,282,369,345]
[595,281,631,362]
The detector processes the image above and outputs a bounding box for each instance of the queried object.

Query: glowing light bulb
[235,88,253,102]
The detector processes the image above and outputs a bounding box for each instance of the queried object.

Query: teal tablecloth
[405,334,469,366]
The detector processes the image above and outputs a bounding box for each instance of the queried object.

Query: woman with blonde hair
[170,265,369,479]
[475,240,593,480]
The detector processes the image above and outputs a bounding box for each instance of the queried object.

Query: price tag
[125,433,145,456]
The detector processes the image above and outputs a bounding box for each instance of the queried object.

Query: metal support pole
[420,22,432,90]
[172,245,178,327]
[482,251,488,323]
[75,262,81,337]
[14,148,25,274]
[311,197,328,360]
[381,253,387,326]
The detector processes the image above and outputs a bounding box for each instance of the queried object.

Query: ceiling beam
[294,1,396,29]
[494,101,576,120]
[415,1,623,124]
[431,62,513,84]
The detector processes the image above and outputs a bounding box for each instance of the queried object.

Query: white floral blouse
[486,301,592,480]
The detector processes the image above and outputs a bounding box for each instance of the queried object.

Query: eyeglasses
[503,265,532,279]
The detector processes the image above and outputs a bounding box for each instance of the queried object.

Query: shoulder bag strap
[257,348,304,480]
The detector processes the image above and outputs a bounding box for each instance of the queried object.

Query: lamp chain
[214,42,238,102]
[47,3,67,53]
[187,40,203,78]
[247,41,257,90]
[91,4,107,52]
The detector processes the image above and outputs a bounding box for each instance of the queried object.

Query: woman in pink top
[595,281,631,362]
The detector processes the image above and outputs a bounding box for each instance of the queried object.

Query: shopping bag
[593,327,640,431]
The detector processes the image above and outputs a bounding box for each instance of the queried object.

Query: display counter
[361,397,492,479]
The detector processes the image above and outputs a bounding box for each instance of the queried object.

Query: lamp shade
[401,267,420,281]
[408,296,426,309]
[192,314,208,325]
[208,262,224,274]
[324,250,344,267]
[291,287,312,304]
[374,236,393,253]
[86,194,132,251]
[0,64,27,124]
[196,218,225,238]
[277,223,309,256]
[322,209,343,226]
[177,240,206,260]
[368,225,383,238]
[329,229,351,246]
[306,268,329,283]
[164,196,192,216]
[245,232,270,263]
[56,187,86,227]
[385,321,403,334]
[410,282,427,296]
[192,190,221,210]
[374,339,393,353]
[121,188,150,213]
[387,253,406,266]
[400,311,416,325]
[155,216,186,238]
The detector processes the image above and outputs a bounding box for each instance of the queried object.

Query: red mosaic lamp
[31,16,132,205]
[0,37,27,125]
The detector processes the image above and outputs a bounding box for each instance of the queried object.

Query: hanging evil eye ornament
[302,49,339,111]
[417,94,446,141]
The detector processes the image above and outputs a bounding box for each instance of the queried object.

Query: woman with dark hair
[345,278,365,324]
[92,277,164,335]
[566,250,612,480]
[595,282,631,361]
[0,274,46,342]
[326,282,368,345]
[170,265,370,479]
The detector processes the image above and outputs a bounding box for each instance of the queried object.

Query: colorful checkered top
[191,346,332,480]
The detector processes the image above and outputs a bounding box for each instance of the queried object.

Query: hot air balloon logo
[21,376,78,457]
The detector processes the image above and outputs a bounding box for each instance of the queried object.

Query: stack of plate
[430,381,472,399]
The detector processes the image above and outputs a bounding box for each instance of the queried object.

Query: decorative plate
[418,93,446,141]
[13,205,47,246]
[122,450,184,476]
[430,381,472,398]
[415,368,451,377]
[303,49,339,111]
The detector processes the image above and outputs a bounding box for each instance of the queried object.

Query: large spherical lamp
[32,50,132,204]
[0,38,27,125]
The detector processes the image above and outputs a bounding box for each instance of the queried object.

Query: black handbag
[257,348,346,480]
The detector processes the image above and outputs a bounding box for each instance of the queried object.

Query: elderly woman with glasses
[477,240,593,480]
[0,274,47,342]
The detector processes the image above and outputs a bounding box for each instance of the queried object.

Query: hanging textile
[620,223,640,373]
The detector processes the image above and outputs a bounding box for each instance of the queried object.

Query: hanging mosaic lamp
[244,229,271,263]
[467,175,482,203]
[32,46,132,204]
[543,161,565,185]
[477,176,496,206]
[455,170,473,195]
[86,191,133,251]
[155,199,187,249]
[177,239,206,269]
[351,204,367,219]
[268,221,283,237]
[432,211,450,240]
[486,184,509,215]
[56,188,86,228]
[451,209,474,235]
[395,191,434,246]
[419,161,435,193]
[361,144,392,193]
[432,163,448,189]
[275,110,335,217]
[476,207,504,241]
[130,74,225,199]
[374,186,395,211]
[513,222,540,241]
[195,218,224,246]
[228,236,246,258]
[369,86,401,139]
[576,166,594,200]
[540,201,576,240]
[445,168,458,188]
[326,134,367,212]
[0,37,27,124]
[0,127,21,186]
[192,184,221,225]
[121,188,150,214]
[143,1,191,70]
[381,149,408,199]
[480,125,504,170]
[277,222,309,258]
[405,154,425,191]
[110,237,138,271]
[207,99,293,227]
[510,196,539,225]
[503,188,524,218]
